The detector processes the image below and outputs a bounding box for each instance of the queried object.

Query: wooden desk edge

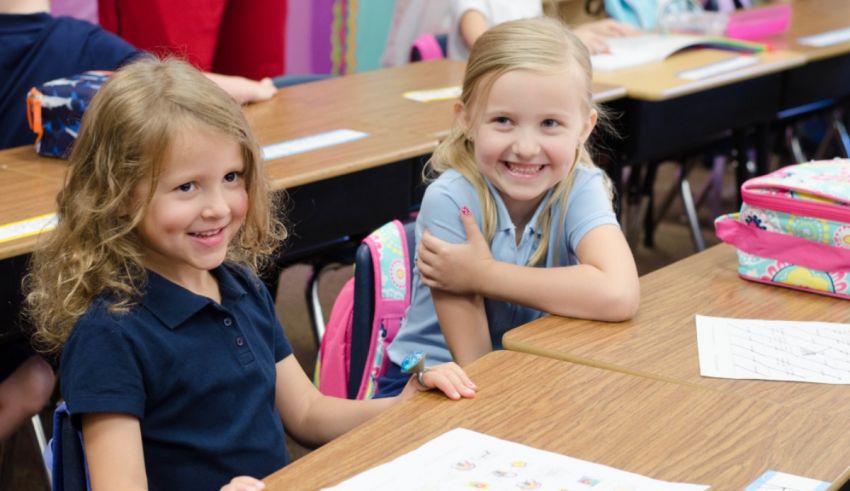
[268,138,438,189]
[601,51,806,102]
[654,55,806,101]
[593,85,628,104]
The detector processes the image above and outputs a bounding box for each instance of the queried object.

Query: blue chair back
[46,402,88,491]
[347,221,416,399]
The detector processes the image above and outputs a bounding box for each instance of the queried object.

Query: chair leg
[787,125,808,164]
[815,111,850,159]
[680,179,706,252]
[31,415,51,488]
[305,264,326,346]
[652,162,684,230]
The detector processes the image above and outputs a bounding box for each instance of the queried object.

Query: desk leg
[733,130,750,206]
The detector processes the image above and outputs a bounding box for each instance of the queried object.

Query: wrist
[472,259,495,295]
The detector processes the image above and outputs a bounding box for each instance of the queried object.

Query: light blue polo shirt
[388,165,618,366]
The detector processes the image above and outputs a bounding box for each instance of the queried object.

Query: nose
[201,186,230,220]
[512,129,540,160]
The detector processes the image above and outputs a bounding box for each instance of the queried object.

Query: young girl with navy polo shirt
[25,57,475,491]
[380,17,640,396]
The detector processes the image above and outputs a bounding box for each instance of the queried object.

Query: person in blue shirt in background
[0,0,277,151]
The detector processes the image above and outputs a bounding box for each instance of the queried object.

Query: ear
[579,108,598,144]
[454,101,472,138]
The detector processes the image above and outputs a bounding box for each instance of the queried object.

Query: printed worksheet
[695,315,850,384]
[324,428,708,490]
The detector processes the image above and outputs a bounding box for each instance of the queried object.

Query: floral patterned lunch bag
[715,160,850,299]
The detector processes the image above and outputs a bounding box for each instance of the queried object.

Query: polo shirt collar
[484,179,553,236]
[141,266,248,329]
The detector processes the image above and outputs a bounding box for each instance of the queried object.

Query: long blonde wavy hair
[428,17,612,266]
[25,57,286,354]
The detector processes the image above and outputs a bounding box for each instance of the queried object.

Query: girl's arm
[458,9,489,50]
[275,355,475,448]
[418,212,640,322]
[431,289,491,367]
[81,413,148,491]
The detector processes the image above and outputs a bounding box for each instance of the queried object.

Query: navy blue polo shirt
[60,264,292,490]
[0,13,139,150]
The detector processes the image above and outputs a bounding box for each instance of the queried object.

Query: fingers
[420,363,477,400]
[253,78,277,101]
[221,476,265,491]
[577,31,610,55]
[602,19,641,36]
[459,207,485,245]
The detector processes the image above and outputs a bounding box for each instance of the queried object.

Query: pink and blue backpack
[315,220,413,399]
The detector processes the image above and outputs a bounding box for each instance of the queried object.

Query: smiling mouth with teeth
[505,162,545,175]
[190,228,222,238]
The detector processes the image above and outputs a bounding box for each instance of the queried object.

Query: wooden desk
[0,148,65,260]
[765,0,850,63]
[503,244,850,416]
[264,351,850,489]
[597,48,803,166]
[764,0,850,112]
[250,59,465,141]
[594,49,803,102]
[0,61,626,262]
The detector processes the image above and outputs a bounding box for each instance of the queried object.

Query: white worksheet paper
[745,470,830,491]
[695,315,850,384]
[324,428,708,490]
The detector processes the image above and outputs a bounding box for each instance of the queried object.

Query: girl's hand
[221,476,265,491]
[399,362,477,401]
[574,19,641,54]
[204,73,278,104]
[418,208,493,294]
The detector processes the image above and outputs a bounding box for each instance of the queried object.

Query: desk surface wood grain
[764,0,850,62]
[594,49,804,101]
[245,59,466,142]
[503,244,850,416]
[264,350,850,490]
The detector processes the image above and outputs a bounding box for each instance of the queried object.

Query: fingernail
[461,206,471,216]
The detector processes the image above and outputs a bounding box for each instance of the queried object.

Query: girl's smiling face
[462,68,597,223]
[132,124,248,287]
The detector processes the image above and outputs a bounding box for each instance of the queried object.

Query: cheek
[231,189,249,222]
[475,135,504,164]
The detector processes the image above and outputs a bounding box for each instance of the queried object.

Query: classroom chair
[45,402,87,491]
[309,221,416,399]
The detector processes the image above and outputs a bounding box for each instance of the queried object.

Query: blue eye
[176,182,195,192]
[494,116,511,125]
[224,171,242,182]
[542,119,560,128]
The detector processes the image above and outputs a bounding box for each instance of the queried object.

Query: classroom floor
[1,161,733,489]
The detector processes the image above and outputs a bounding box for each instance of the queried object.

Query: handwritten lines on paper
[695,315,850,384]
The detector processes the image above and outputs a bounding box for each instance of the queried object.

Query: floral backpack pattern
[315,220,411,399]
[715,160,850,299]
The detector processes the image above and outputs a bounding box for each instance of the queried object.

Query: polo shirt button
[235,336,244,347]
[224,318,233,327]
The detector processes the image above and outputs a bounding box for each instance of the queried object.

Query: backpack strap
[356,220,411,398]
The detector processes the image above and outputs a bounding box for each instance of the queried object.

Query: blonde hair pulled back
[428,17,611,266]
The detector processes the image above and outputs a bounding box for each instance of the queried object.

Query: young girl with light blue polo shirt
[379,17,640,396]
